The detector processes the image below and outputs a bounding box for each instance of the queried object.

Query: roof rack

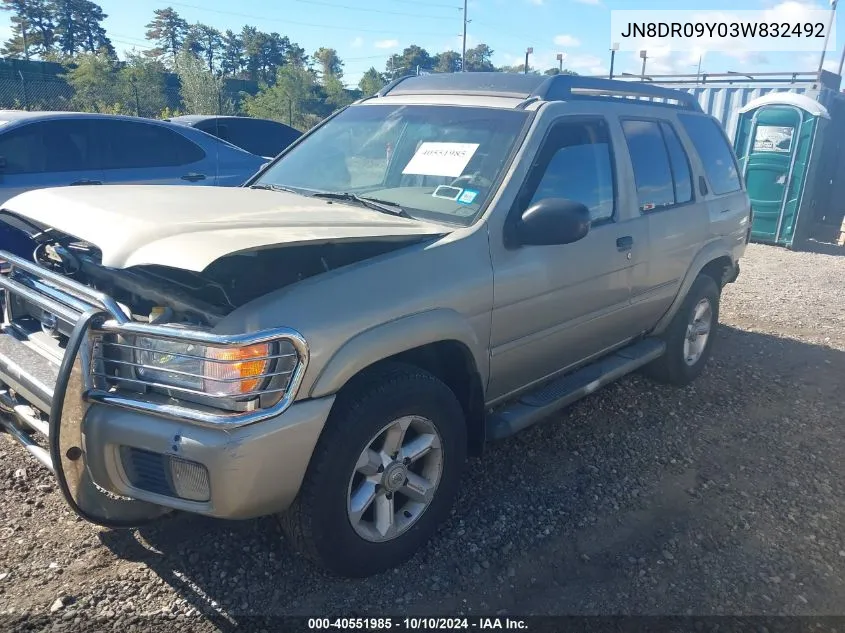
[531,75,702,111]
[374,72,702,112]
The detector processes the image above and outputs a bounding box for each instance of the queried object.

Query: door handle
[616,235,633,250]
[720,208,731,214]
[70,180,102,186]
[181,173,207,182]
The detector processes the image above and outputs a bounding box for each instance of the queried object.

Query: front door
[488,115,646,401]
[0,119,104,206]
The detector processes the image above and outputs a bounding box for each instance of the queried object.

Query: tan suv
[0,73,750,578]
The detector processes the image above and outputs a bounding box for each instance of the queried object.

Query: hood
[1,185,448,272]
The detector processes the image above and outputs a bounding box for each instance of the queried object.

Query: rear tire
[643,274,720,387]
[279,362,467,578]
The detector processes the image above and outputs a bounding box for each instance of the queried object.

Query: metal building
[602,70,845,248]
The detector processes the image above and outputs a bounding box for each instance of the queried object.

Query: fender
[308,308,488,399]
[651,238,734,336]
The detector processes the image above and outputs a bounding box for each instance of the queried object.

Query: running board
[0,388,54,472]
[486,338,665,440]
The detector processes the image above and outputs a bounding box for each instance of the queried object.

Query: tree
[498,64,536,74]
[241,26,263,81]
[313,46,343,81]
[243,64,320,130]
[285,41,307,69]
[220,29,243,76]
[433,50,461,74]
[543,67,578,76]
[324,74,352,109]
[1,0,56,59]
[464,44,495,72]
[53,0,112,56]
[262,32,288,80]
[189,23,223,71]
[386,45,432,78]
[63,50,122,112]
[144,7,188,62]
[174,50,233,115]
[119,52,167,117]
[182,23,203,57]
[358,67,385,95]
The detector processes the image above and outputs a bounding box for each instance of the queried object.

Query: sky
[2,0,845,88]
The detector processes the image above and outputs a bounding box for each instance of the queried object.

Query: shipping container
[591,71,845,249]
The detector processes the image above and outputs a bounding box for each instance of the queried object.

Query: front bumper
[82,394,333,519]
[0,250,332,522]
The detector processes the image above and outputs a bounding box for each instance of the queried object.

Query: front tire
[279,363,467,578]
[643,274,720,386]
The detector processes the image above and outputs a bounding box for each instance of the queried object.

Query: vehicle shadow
[98,324,845,619]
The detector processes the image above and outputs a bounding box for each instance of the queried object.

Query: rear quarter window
[677,114,741,196]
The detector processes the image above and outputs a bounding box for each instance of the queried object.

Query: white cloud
[800,52,839,71]
[350,36,364,48]
[568,54,602,69]
[723,50,770,65]
[554,34,581,47]
[374,39,399,49]
[762,0,829,22]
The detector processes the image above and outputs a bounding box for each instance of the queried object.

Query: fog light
[168,456,211,502]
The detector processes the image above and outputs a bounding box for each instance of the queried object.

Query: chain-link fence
[0,71,251,117]
[0,58,365,132]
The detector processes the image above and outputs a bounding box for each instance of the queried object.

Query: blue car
[0,111,267,207]
[165,114,302,160]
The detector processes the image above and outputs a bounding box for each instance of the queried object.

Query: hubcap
[683,297,713,366]
[346,415,443,543]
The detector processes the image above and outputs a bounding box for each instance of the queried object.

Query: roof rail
[376,74,417,97]
[371,72,702,111]
[532,75,703,112]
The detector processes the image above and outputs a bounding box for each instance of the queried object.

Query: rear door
[677,113,749,245]
[618,116,706,325]
[92,119,214,186]
[0,119,104,205]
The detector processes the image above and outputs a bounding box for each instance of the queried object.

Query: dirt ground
[1,243,844,631]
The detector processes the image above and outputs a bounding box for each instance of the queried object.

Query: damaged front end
[0,219,428,526]
[0,246,313,526]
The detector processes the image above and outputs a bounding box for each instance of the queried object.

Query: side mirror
[515,198,591,246]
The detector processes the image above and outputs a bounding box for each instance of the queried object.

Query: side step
[0,388,54,472]
[486,338,665,440]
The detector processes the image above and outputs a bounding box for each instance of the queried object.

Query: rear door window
[93,119,206,170]
[677,114,741,195]
[660,121,693,205]
[225,119,297,157]
[621,119,675,212]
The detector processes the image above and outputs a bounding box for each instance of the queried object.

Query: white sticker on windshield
[402,142,479,178]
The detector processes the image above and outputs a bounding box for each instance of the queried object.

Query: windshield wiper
[310,192,414,219]
[249,183,302,195]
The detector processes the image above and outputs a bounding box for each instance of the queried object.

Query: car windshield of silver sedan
[251,103,530,225]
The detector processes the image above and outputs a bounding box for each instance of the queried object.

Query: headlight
[133,337,298,398]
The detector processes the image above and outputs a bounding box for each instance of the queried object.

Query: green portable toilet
[734,93,830,248]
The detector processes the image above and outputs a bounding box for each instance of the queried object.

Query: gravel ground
[1,243,844,631]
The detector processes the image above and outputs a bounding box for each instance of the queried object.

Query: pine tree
[144,6,188,62]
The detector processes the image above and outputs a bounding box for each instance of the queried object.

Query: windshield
[252,103,530,225]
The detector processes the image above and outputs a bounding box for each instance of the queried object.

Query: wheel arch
[652,241,734,336]
[308,310,488,456]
